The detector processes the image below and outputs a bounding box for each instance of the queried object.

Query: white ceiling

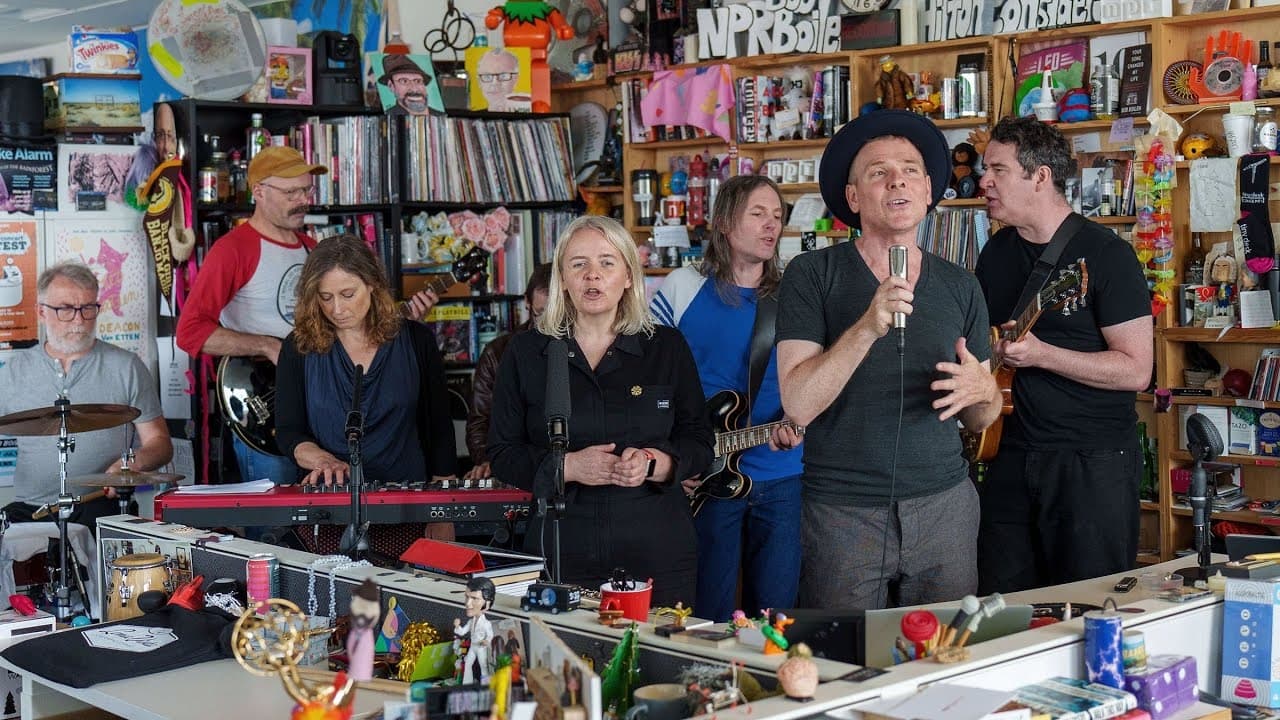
[0,0,167,56]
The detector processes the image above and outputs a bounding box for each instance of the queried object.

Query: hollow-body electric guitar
[690,389,805,516]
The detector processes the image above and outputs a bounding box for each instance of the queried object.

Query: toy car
[521,582,581,614]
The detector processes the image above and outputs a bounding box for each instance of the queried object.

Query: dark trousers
[799,479,979,610]
[977,445,1140,594]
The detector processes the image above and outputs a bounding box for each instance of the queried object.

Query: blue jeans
[231,435,297,485]
[694,474,801,622]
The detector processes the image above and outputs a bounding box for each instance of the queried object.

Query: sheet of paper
[173,479,275,494]
[1240,290,1276,329]
[1109,117,1135,144]
[169,437,195,486]
[1071,133,1101,154]
[858,683,1015,720]
[157,339,192,420]
[1189,158,1238,232]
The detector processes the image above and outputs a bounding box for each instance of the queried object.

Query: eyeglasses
[40,303,101,321]
[478,72,517,83]
[259,183,316,201]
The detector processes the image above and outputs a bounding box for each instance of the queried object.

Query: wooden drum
[106,553,173,621]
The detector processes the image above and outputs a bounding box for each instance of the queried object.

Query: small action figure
[346,580,380,682]
[654,601,694,636]
[876,55,914,110]
[951,142,979,199]
[761,610,793,655]
[454,576,496,684]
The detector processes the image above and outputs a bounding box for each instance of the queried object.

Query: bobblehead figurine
[454,576,497,684]
[347,580,381,682]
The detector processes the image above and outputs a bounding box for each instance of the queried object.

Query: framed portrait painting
[265,46,312,105]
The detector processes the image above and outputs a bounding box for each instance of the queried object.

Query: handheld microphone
[889,245,908,355]
[345,364,365,441]
[545,339,571,452]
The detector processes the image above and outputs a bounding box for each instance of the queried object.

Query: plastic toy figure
[761,610,793,655]
[347,580,380,682]
[485,1,575,113]
[950,142,979,199]
[875,55,914,110]
[454,576,496,684]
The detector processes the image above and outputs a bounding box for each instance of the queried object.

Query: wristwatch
[642,449,656,479]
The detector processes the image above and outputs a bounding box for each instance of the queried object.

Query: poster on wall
[0,141,58,213]
[59,144,139,212]
[52,219,157,373]
[0,220,39,350]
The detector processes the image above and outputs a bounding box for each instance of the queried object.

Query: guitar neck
[715,421,790,456]
[992,300,1045,374]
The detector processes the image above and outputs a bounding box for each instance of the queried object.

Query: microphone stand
[1177,440,1214,586]
[547,421,567,584]
[339,369,368,561]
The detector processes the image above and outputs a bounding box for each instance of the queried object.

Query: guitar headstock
[1040,260,1089,315]
[452,245,491,284]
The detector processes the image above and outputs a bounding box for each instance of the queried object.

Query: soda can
[1084,600,1124,689]
[198,167,218,204]
[246,553,279,613]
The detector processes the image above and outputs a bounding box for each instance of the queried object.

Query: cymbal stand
[114,448,138,515]
[52,398,80,622]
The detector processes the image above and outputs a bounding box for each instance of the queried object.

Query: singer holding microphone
[487,216,713,606]
[777,111,1002,610]
[275,234,458,492]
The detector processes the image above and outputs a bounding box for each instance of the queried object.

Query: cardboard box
[1231,407,1259,455]
[68,26,139,74]
[43,73,141,130]
[1222,578,1280,707]
[1124,655,1198,719]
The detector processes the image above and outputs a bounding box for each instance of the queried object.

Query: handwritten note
[1109,117,1135,144]
[1189,158,1238,232]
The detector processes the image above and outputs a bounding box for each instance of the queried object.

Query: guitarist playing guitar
[974,116,1153,595]
[650,175,804,623]
[177,148,440,487]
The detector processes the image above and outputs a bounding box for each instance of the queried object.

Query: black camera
[313,31,363,107]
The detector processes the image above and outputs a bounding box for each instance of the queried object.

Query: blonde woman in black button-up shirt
[488,215,713,606]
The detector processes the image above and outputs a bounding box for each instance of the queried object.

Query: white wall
[0,41,68,72]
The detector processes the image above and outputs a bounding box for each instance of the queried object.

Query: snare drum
[107,553,173,621]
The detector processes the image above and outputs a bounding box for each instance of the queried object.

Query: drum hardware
[0,397,139,622]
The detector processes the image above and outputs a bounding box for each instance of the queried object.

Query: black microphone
[545,339,570,452]
[889,245,908,355]
[1186,412,1224,578]
[345,364,365,441]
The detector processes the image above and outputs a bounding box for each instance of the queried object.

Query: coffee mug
[599,579,653,622]
[624,683,689,720]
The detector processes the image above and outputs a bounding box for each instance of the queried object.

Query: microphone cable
[874,351,905,609]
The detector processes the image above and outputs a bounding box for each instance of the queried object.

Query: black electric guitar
[690,389,805,516]
[961,261,1088,463]
[216,247,491,455]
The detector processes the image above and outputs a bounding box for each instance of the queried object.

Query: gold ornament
[395,621,443,682]
[231,598,350,709]
[630,386,642,396]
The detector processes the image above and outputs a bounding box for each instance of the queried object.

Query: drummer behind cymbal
[0,262,171,528]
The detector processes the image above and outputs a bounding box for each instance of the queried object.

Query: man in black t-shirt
[974,116,1153,593]
[777,111,1001,610]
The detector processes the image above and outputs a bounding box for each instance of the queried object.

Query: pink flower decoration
[482,228,507,252]
[461,217,487,244]
[485,206,511,233]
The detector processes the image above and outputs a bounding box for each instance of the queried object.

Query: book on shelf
[1118,43,1152,118]
[425,302,475,364]
[1013,39,1087,117]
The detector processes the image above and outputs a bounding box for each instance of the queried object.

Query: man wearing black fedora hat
[776,110,1001,610]
[380,54,434,116]
[974,116,1151,594]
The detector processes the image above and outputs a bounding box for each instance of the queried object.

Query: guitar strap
[1009,213,1085,322]
[747,294,777,418]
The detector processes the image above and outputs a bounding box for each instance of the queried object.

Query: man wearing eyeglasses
[476,50,524,112]
[177,148,438,487]
[379,54,435,117]
[0,263,172,527]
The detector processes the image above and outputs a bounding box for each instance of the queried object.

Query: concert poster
[0,220,40,351]
[52,218,157,374]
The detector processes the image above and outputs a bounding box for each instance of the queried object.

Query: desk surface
[0,649,401,720]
